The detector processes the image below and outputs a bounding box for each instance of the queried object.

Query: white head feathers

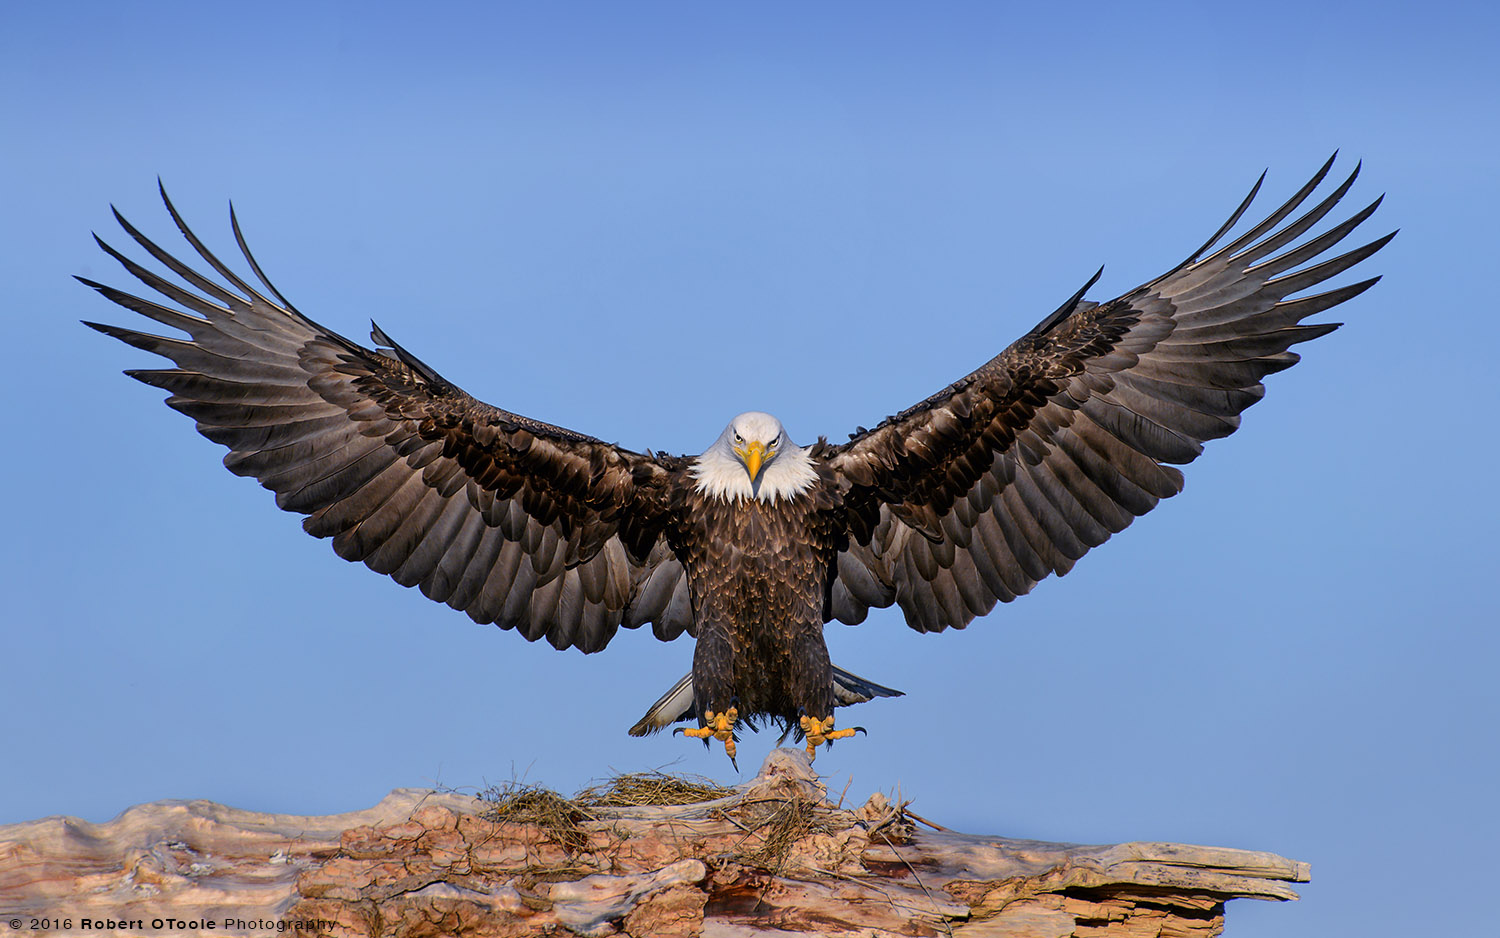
[690,411,819,504]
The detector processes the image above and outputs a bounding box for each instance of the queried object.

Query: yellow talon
[679,708,740,763]
[800,714,861,760]
[680,709,719,740]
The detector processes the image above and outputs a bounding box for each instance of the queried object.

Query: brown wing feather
[83,184,692,653]
[825,155,1393,633]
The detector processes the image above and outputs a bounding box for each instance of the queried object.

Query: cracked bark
[0,750,1308,937]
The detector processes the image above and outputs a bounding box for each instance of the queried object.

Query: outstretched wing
[83,185,694,653]
[824,155,1393,632]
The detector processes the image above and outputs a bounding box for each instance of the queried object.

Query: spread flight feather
[82,156,1391,746]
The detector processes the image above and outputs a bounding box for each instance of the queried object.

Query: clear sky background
[3,3,1496,936]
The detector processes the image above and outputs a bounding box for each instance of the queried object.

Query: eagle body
[672,451,845,731]
[81,157,1393,760]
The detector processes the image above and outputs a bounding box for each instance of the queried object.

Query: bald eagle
[84,156,1389,765]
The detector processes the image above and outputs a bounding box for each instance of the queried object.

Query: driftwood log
[0,750,1307,937]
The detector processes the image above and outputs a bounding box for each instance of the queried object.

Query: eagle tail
[627,672,695,737]
[626,666,904,737]
[829,666,906,707]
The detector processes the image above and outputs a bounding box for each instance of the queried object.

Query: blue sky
[3,3,1496,936]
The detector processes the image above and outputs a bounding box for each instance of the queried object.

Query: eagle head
[691,411,816,503]
[724,411,784,482]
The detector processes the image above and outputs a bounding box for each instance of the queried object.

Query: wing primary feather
[1268,276,1383,321]
[76,278,209,335]
[1244,195,1385,281]
[109,206,245,310]
[1195,156,1349,271]
[155,181,282,312]
[79,268,301,362]
[1155,153,1339,285]
[91,236,233,320]
[1156,169,1269,281]
[1261,231,1397,298]
[82,321,299,382]
[1225,169,1366,271]
[228,201,301,313]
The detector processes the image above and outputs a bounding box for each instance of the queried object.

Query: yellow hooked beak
[740,440,769,481]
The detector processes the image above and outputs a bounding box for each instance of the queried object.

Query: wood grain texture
[0,751,1307,937]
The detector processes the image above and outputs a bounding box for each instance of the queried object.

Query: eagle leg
[677,707,740,768]
[799,714,864,760]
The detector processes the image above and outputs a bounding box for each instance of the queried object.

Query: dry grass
[480,780,595,855]
[728,796,848,871]
[576,770,735,808]
[480,770,736,855]
[480,768,856,874]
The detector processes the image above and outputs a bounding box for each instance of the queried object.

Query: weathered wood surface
[0,750,1307,937]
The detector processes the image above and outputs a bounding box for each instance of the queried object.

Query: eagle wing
[824,155,1393,632]
[83,185,694,653]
